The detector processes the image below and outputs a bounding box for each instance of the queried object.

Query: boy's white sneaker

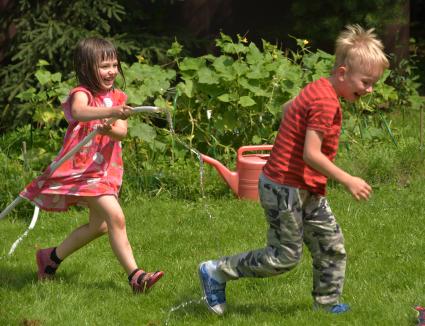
[198,261,227,315]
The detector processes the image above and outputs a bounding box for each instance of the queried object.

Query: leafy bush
[0,33,422,210]
[169,34,421,158]
[0,148,37,219]
[121,156,231,202]
[170,34,301,157]
[0,0,136,132]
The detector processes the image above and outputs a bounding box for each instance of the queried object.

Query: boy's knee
[323,238,346,260]
[277,252,301,270]
[269,245,302,271]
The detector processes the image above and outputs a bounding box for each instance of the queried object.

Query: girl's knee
[98,222,108,235]
[88,221,108,236]
[108,212,126,230]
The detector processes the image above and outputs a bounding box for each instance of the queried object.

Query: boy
[198,24,389,315]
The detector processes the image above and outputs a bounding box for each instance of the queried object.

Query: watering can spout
[201,154,239,195]
[201,145,273,201]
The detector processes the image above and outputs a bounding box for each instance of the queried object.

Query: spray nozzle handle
[132,106,162,113]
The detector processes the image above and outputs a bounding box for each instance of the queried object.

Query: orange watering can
[201,145,273,201]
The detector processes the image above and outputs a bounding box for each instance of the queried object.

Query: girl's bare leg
[56,204,108,260]
[84,195,137,274]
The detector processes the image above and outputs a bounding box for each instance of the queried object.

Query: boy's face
[337,65,382,102]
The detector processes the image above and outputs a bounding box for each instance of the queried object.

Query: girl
[20,37,164,293]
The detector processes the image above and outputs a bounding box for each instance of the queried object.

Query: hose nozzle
[132,106,163,113]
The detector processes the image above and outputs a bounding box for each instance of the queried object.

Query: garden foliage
[0,0,136,132]
[0,33,423,208]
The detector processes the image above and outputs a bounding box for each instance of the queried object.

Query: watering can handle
[237,145,273,158]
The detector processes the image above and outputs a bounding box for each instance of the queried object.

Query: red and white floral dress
[20,86,127,211]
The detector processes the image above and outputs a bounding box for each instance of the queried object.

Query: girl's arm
[70,91,133,121]
[98,119,128,141]
[303,128,372,201]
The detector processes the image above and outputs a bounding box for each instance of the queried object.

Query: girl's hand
[112,105,134,120]
[97,123,112,135]
[97,119,128,140]
[344,176,372,201]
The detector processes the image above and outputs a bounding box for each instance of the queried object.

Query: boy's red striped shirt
[263,77,342,195]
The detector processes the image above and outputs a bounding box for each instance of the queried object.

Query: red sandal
[129,269,164,293]
[36,247,59,281]
[415,305,425,326]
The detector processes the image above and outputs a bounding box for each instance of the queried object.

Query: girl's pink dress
[20,86,127,211]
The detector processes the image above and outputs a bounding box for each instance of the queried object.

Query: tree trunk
[382,0,410,65]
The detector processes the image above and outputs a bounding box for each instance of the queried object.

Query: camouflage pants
[217,173,346,305]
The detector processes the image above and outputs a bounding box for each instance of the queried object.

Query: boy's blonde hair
[334,24,389,73]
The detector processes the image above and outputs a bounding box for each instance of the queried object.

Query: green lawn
[1,179,424,325]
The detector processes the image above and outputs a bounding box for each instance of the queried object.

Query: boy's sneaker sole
[314,302,350,314]
[198,262,226,315]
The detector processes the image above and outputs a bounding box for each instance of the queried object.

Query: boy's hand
[344,176,372,201]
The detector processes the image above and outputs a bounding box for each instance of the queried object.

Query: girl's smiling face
[97,58,119,91]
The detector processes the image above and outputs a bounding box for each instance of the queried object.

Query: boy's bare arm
[303,129,372,201]
[282,99,293,116]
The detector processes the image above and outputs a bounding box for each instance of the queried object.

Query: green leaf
[212,55,235,81]
[239,79,269,97]
[148,140,167,152]
[197,67,219,84]
[217,92,238,103]
[128,121,157,143]
[222,43,248,55]
[217,94,231,102]
[126,88,146,105]
[37,59,50,67]
[33,105,62,124]
[179,57,205,71]
[16,87,37,101]
[122,62,144,85]
[238,96,256,107]
[246,43,263,65]
[167,40,183,57]
[246,67,269,80]
[51,72,62,82]
[35,70,52,85]
[252,135,262,144]
[265,103,283,116]
[232,61,249,76]
[176,79,194,98]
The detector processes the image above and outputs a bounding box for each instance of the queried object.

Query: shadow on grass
[73,278,122,292]
[229,301,309,316]
[0,265,36,290]
[163,289,309,324]
[0,264,121,292]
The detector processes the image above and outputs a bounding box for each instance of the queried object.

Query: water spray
[1,101,216,323]
[0,106,165,256]
[162,94,217,325]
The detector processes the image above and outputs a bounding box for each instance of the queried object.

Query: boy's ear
[335,65,347,81]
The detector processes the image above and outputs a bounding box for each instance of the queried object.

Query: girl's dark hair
[73,37,125,94]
